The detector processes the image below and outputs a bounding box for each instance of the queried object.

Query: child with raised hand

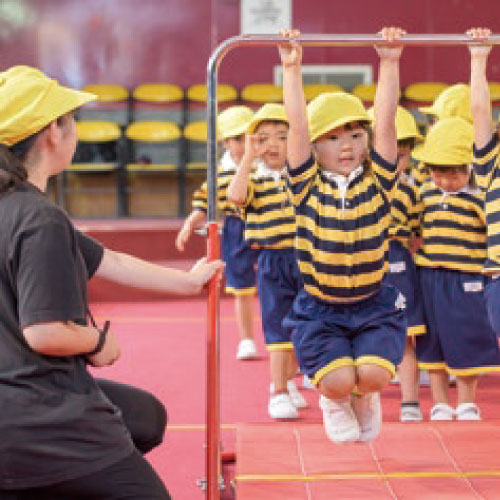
[228,103,306,420]
[467,28,500,336]
[382,106,427,422]
[278,27,407,442]
[176,106,260,360]
[411,116,500,421]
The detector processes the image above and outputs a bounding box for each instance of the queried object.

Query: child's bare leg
[285,349,307,408]
[235,294,255,341]
[429,369,449,404]
[399,337,419,402]
[456,375,478,405]
[356,364,392,393]
[270,350,289,394]
[318,366,356,399]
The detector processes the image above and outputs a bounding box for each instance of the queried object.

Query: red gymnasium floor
[90,296,500,500]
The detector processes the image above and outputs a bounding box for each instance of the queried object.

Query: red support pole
[206,222,221,500]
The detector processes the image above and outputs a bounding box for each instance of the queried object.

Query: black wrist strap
[87,320,110,356]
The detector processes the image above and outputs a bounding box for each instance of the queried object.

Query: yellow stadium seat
[352,83,377,103]
[132,83,184,124]
[304,83,344,102]
[78,84,129,125]
[184,121,207,169]
[186,83,238,122]
[404,82,449,103]
[240,83,283,109]
[125,121,181,166]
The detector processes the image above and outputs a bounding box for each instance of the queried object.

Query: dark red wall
[1,0,500,91]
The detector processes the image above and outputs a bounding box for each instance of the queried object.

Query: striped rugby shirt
[472,133,500,272]
[389,172,421,246]
[287,151,397,302]
[241,162,296,249]
[414,180,487,273]
[191,151,240,217]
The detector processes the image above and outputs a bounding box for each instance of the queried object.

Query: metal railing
[204,33,500,500]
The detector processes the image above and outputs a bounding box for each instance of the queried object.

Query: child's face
[223,135,245,163]
[255,122,288,170]
[313,122,369,176]
[429,165,470,192]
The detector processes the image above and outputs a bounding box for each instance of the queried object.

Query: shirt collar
[322,165,364,187]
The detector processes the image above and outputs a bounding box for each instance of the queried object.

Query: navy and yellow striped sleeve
[473,133,499,190]
[389,181,421,242]
[370,150,398,198]
[191,181,208,213]
[286,154,318,206]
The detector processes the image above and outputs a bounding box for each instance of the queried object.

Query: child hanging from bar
[278,27,407,443]
[468,27,500,337]
[227,103,306,420]
[410,115,500,421]
[176,106,261,360]
[374,106,427,422]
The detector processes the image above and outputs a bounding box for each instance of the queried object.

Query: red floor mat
[236,422,500,499]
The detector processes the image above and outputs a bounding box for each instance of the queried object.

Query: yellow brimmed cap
[367,105,422,142]
[411,117,473,165]
[217,106,254,140]
[307,92,371,142]
[419,83,472,123]
[247,103,288,134]
[0,65,96,146]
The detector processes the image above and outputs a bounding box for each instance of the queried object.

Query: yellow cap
[367,105,422,141]
[307,92,371,142]
[352,83,377,103]
[418,83,472,123]
[411,117,473,165]
[0,65,96,146]
[126,121,181,142]
[217,106,254,140]
[247,103,288,134]
[76,121,121,142]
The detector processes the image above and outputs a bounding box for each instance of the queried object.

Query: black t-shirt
[0,183,133,489]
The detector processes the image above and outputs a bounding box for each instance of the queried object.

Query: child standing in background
[228,103,306,420]
[279,27,406,443]
[381,106,427,422]
[176,106,260,360]
[412,117,500,421]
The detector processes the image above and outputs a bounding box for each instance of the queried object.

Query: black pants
[0,381,170,499]
[1,449,171,499]
[97,379,167,454]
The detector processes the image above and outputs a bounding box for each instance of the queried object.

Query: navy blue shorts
[283,284,407,384]
[257,248,302,349]
[384,240,426,336]
[222,215,259,295]
[485,276,500,336]
[416,267,500,375]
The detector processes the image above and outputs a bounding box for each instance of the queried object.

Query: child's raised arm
[467,27,494,149]
[373,27,405,164]
[278,29,310,170]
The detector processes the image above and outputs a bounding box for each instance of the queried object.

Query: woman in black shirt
[0,66,223,499]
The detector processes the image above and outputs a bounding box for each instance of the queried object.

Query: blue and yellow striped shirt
[389,173,420,246]
[191,152,239,217]
[414,181,487,273]
[472,133,500,272]
[241,164,296,249]
[287,151,397,302]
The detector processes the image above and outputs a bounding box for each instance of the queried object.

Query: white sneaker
[351,392,382,442]
[302,374,315,389]
[390,372,400,384]
[287,380,308,408]
[236,339,258,360]
[319,395,360,443]
[400,404,423,422]
[456,403,481,421]
[430,403,454,421]
[268,393,299,420]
